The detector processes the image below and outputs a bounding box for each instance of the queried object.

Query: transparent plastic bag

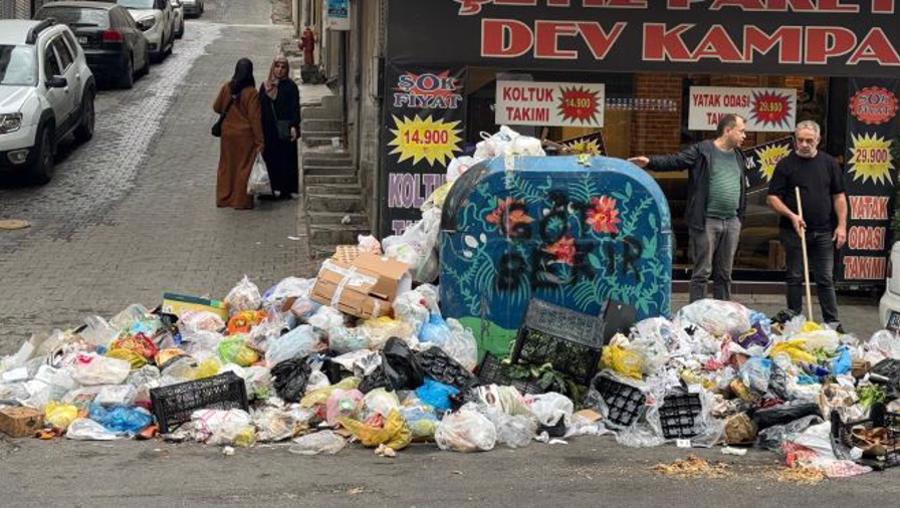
[252,407,298,442]
[289,430,346,455]
[178,311,226,333]
[95,384,138,406]
[265,325,323,366]
[339,409,412,450]
[435,405,497,452]
[528,392,574,429]
[483,406,537,448]
[66,418,120,441]
[217,337,260,367]
[308,306,345,331]
[192,408,255,446]
[325,388,363,425]
[79,315,120,348]
[71,353,130,386]
[677,299,751,337]
[225,276,262,314]
[362,388,401,418]
[247,152,272,195]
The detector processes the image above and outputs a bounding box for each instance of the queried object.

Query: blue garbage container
[439,155,673,359]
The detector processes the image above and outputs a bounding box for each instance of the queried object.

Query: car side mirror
[46,76,68,88]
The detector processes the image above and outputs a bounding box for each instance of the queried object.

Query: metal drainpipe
[354,0,364,180]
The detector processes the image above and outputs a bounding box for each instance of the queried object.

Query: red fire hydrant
[298,27,316,67]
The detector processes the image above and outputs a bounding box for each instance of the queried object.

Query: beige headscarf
[264,55,290,100]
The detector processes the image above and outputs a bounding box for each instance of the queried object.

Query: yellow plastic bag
[191,358,222,380]
[300,377,360,408]
[769,339,818,364]
[44,402,79,430]
[106,348,147,370]
[339,409,411,451]
[600,344,644,380]
[801,321,823,333]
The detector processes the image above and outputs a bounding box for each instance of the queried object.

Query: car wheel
[119,56,134,89]
[74,91,95,143]
[31,126,55,184]
[138,46,150,76]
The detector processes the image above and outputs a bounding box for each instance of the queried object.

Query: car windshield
[0,45,37,87]
[35,7,110,28]
[117,0,155,9]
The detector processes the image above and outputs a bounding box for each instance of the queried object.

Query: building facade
[372,0,899,287]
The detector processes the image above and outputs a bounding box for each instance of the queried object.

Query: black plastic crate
[659,391,703,439]
[830,404,900,470]
[476,353,546,395]
[584,373,646,429]
[150,372,248,434]
[417,347,479,390]
[511,299,605,385]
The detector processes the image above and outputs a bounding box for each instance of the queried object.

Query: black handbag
[269,102,292,141]
[211,95,235,137]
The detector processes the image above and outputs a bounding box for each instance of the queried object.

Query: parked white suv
[879,241,900,331]
[115,0,174,62]
[0,19,96,183]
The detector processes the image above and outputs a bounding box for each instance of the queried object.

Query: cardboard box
[311,254,411,319]
[0,407,43,438]
[161,293,229,321]
[332,245,381,264]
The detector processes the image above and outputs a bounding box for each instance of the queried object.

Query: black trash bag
[320,357,353,385]
[416,347,479,390]
[383,337,424,389]
[358,338,425,393]
[768,364,790,401]
[771,308,799,325]
[539,416,568,438]
[358,362,390,393]
[271,358,312,402]
[751,401,820,430]
[756,414,823,451]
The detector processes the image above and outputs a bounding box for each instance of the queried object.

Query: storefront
[378,0,900,287]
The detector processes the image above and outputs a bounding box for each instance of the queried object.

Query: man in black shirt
[767,120,847,326]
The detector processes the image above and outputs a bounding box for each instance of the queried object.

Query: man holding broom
[767,120,848,329]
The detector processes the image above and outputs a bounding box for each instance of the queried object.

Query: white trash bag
[247,152,272,195]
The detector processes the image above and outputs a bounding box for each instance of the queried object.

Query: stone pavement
[0,1,315,354]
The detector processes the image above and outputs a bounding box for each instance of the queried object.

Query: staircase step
[309,224,372,245]
[308,211,369,226]
[306,193,364,213]
[303,130,342,139]
[302,118,342,132]
[305,183,361,195]
[304,136,342,148]
[303,165,355,176]
[301,105,340,119]
[304,174,358,185]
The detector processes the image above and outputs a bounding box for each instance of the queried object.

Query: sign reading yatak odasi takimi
[386,0,900,78]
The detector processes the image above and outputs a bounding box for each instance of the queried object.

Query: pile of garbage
[1,127,899,481]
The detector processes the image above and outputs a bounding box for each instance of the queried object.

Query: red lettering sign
[843,256,887,280]
[848,225,886,250]
[849,195,890,220]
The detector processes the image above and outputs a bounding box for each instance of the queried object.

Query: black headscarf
[230,58,255,96]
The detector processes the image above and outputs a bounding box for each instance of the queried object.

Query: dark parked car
[34,1,149,89]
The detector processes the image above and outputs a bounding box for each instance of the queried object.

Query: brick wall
[630,74,683,155]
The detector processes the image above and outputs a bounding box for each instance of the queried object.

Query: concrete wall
[346,0,383,223]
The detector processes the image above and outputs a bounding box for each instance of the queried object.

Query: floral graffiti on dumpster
[440,160,671,358]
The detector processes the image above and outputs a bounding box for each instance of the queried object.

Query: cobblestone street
[0,1,314,353]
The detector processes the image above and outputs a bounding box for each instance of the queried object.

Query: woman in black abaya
[259,55,300,199]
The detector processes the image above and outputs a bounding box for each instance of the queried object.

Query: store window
[463,70,832,281]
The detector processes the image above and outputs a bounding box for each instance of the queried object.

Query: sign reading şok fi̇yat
[688,87,797,132]
[495,81,605,127]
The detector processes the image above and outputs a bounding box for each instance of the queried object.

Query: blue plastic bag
[419,313,451,344]
[415,378,459,412]
[88,404,153,434]
[830,346,852,376]
[739,357,772,393]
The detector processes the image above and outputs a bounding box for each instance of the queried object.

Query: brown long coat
[213,83,264,209]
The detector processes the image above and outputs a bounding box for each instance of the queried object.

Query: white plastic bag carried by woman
[247,152,272,195]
